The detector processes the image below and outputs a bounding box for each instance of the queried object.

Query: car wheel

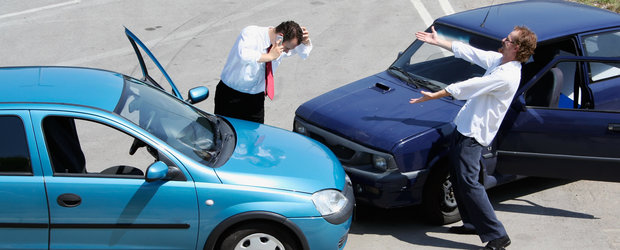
[422,163,461,225]
[218,222,300,250]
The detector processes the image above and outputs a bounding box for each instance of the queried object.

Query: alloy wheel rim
[442,176,457,209]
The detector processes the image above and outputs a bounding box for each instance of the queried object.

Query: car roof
[436,0,620,42]
[0,66,124,112]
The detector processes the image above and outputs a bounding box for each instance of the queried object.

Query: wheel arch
[203,211,309,250]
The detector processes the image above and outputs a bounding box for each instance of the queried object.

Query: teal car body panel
[0,28,352,249]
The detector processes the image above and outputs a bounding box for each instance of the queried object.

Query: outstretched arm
[415,26,452,52]
[409,89,451,104]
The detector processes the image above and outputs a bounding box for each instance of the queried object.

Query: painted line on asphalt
[408,0,434,27]
[438,0,455,15]
[56,0,279,67]
[409,0,453,56]
[0,0,81,20]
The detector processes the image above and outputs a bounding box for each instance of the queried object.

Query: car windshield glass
[114,77,220,166]
[390,24,501,90]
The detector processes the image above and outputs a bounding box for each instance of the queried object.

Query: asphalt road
[2,0,619,249]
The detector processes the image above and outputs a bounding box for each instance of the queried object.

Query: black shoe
[481,235,511,250]
[448,225,477,235]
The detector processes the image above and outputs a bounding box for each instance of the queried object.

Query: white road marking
[408,0,454,56]
[438,0,455,15]
[408,0,434,27]
[0,0,81,20]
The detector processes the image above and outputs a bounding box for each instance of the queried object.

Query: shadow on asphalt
[487,177,597,219]
[349,177,595,249]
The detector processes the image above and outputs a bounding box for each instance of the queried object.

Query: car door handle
[608,123,620,132]
[57,193,82,207]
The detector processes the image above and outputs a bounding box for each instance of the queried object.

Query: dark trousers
[214,80,265,124]
[449,131,507,243]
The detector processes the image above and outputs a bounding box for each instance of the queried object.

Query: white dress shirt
[220,25,313,94]
[444,41,521,146]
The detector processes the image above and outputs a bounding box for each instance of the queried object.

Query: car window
[583,30,620,82]
[0,116,31,174]
[115,77,219,166]
[525,60,583,109]
[392,24,500,90]
[131,47,176,96]
[43,116,169,177]
[126,32,181,99]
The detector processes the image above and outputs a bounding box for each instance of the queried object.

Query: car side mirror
[187,86,209,104]
[145,161,169,182]
[397,51,404,59]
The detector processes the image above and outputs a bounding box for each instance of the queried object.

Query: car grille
[295,118,393,167]
[309,132,356,160]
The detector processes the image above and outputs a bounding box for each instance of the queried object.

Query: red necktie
[265,45,275,100]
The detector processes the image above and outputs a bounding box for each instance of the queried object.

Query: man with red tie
[214,21,312,124]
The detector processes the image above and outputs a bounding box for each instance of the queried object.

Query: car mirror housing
[187,86,209,104]
[145,161,169,182]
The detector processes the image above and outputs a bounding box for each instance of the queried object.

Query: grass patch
[573,0,620,13]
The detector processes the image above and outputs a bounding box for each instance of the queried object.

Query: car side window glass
[525,60,582,109]
[43,116,174,177]
[583,31,620,82]
[130,45,175,97]
[0,116,31,174]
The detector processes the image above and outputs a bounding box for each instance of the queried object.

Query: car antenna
[480,0,494,28]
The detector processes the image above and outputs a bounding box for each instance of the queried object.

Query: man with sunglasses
[410,26,537,250]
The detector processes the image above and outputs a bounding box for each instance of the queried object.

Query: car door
[496,33,620,182]
[31,110,199,249]
[125,28,184,100]
[0,112,49,249]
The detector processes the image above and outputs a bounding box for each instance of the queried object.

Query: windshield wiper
[413,77,442,92]
[388,66,419,89]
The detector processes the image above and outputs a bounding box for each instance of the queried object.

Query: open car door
[125,28,183,100]
[496,55,620,183]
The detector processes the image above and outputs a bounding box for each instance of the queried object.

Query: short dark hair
[513,26,537,63]
[275,21,303,45]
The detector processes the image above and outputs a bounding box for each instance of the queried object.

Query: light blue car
[0,28,353,250]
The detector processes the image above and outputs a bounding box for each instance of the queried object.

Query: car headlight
[311,187,354,225]
[373,155,388,171]
[294,121,307,135]
[312,189,347,216]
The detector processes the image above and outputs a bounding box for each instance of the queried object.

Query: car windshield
[114,77,222,166]
[390,24,501,91]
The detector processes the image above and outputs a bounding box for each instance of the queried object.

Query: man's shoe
[448,225,477,235]
[481,235,511,250]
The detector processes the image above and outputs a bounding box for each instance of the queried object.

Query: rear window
[583,30,620,82]
[0,116,31,174]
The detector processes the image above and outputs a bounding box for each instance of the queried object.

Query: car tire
[218,222,300,250]
[422,163,461,225]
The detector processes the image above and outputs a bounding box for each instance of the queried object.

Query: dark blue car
[294,0,620,224]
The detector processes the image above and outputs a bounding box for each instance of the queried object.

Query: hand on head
[301,27,310,45]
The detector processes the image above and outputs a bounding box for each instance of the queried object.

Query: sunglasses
[504,36,516,44]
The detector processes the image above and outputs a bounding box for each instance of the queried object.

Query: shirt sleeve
[444,71,511,100]
[452,41,501,70]
[292,39,313,59]
[237,27,263,64]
